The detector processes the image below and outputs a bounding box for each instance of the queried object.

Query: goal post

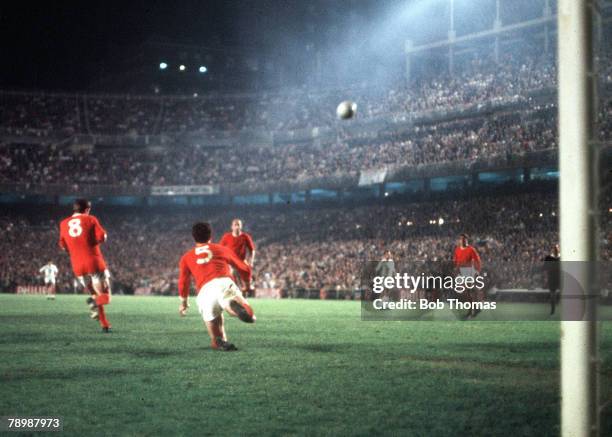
[558,0,600,436]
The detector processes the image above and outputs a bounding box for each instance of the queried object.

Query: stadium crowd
[5,45,612,137]
[1,48,610,189]
[0,52,600,136]
[1,190,610,296]
[1,47,611,297]
[1,106,602,187]
[1,49,604,138]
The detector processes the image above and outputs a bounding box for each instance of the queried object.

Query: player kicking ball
[59,198,113,333]
[178,222,256,351]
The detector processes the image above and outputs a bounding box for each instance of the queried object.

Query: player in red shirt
[178,222,256,351]
[453,233,483,319]
[219,218,256,297]
[454,234,482,273]
[59,199,112,332]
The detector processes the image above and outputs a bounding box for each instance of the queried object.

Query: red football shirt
[453,245,482,272]
[59,213,107,276]
[178,242,252,299]
[219,232,255,261]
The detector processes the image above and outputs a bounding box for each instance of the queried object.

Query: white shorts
[196,277,242,322]
[458,267,476,278]
[77,270,110,289]
[44,278,56,285]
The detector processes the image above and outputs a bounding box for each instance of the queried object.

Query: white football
[336,100,357,120]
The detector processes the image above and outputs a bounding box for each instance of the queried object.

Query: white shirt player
[40,263,59,284]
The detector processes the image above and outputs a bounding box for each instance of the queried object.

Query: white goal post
[558,0,600,436]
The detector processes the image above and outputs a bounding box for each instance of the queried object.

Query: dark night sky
[1,1,170,89]
[0,0,551,91]
[0,0,331,90]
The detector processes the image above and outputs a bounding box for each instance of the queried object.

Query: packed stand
[3,106,607,188]
[2,50,608,137]
[1,190,610,295]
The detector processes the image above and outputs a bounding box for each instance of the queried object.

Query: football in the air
[336,100,357,120]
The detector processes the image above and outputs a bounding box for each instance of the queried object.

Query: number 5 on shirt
[195,245,212,264]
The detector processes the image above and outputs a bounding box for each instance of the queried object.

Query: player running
[453,233,482,319]
[59,198,113,333]
[39,261,59,300]
[219,218,256,297]
[179,222,256,351]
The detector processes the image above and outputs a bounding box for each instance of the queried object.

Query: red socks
[96,294,111,328]
[97,305,110,328]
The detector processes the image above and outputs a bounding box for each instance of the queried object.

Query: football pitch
[1,294,610,436]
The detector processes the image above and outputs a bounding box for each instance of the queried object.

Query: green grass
[0,294,611,437]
